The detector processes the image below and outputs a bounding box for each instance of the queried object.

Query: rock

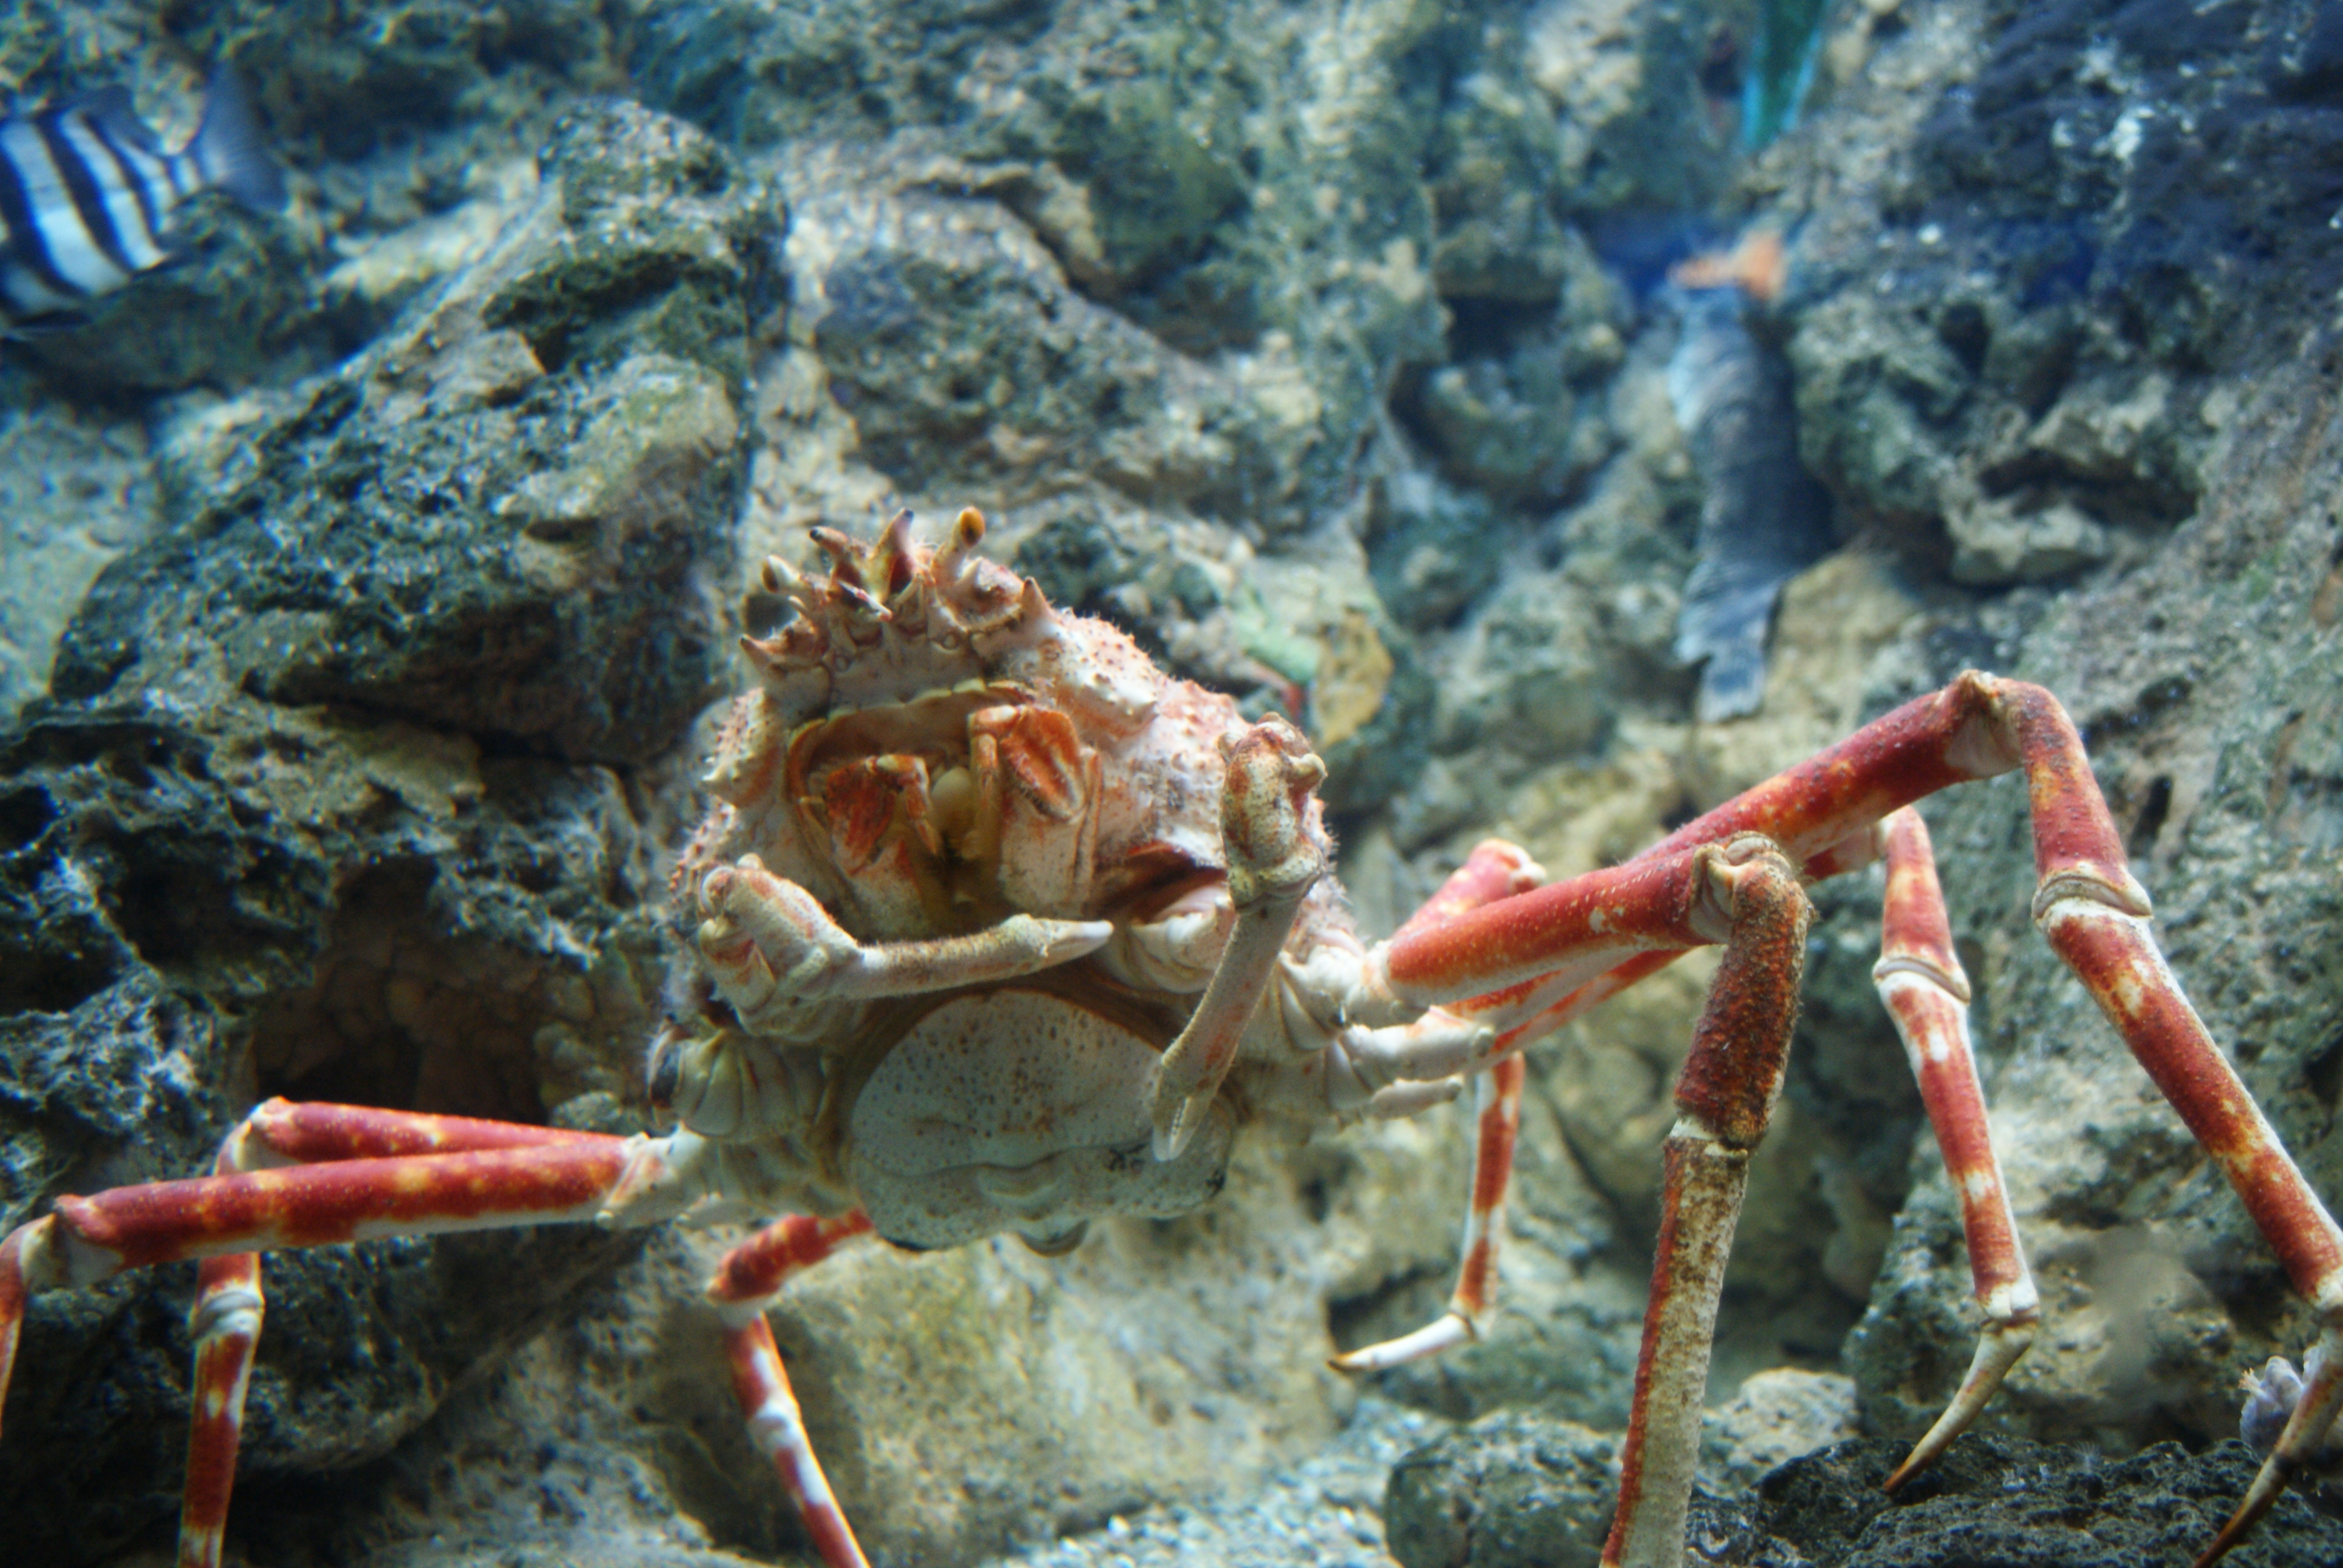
[1391,1428,2343,1568]
[0,399,157,721]
[0,98,764,1566]
[14,197,317,397]
[1945,495,2113,584]
[646,0,1455,537]
[1521,0,1728,218]
[168,0,617,162]
[1423,569,1617,762]
[1383,1410,1618,1568]
[1424,67,1578,305]
[1700,1369,1860,1495]
[1778,0,2341,588]
[54,99,767,766]
[0,1,626,399]
[1731,1435,2343,1567]
[1411,324,1616,507]
[1368,459,1511,632]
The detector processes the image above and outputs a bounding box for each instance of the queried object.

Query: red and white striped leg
[1333,1054,1526,1371]
[180,1228,260,1568]
[180,1102,614,1568]
[1869,808,2039,1489]
[1991,694,2343,1564]
[706,1212,878,1568]
[0,1104,639,1566]
[1331,842,1544,1370]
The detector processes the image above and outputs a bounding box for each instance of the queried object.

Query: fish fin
[189,67,284,212]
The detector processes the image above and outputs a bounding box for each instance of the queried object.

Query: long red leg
[1335,1053,1526,1371]
[1604,844,1811,1568]
[1869,808,2040,1488]
[1330,844,1541,1370]
[707,1212,877,1568]
[181,1238,260,1568]
[1389,838,1546,945]
[1360,676,2343,1565]
[175,1102,609,1568]
[1992,691,2343,1564]
[0,1109,638,1566]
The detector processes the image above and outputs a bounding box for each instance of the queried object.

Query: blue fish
[0,68,283,321]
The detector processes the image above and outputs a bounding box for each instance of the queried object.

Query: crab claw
[1218,716,1328,910]
[698,856,1110,1027]
[1149,718,1330,1160]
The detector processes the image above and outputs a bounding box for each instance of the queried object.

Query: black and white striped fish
[0,69,283,322]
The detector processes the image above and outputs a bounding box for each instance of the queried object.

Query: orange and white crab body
[638,507,1487,1258]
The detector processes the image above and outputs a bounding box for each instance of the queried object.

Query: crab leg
[1391,838,1548,943]
[175,1102,606,1568]
[181,1218,258,1568]
[8,1134,634,1288]
[1869,808,2041,1488]
[1995,699,2343,1562]
[0,1116,643,1567]
[0,1134,635,1322]
[1334,1054,1525,1370]
[1343,835,1812,1564]
[1149,716,1329,1159]
[697,854,1113,1019]
[1343,675,2340,1564]
[1336,834,1807,1377]
[1603,843,1812,1568]
[707,1212,879,1568]
[1912,682,2342,1562]
[1333,841,1543,1370]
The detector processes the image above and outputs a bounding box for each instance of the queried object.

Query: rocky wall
[1,1,2341,1566]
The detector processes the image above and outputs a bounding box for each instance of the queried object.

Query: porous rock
[1699,1369,1860,1495]
[0,98,764,1566]
[1391,1428,2343,1568]
[53,99,764,766]
[1781,0,2338,588]
[1383,1409,1618,1568]
[645,0,1455,538]
[0,398,156,721]
[1727,1435,2343,1567]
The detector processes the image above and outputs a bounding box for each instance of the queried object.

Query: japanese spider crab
[2,508,2338,1568]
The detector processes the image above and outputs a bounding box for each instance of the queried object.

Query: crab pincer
[1148,716,1329,1160]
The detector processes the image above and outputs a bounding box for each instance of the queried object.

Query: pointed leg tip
[2190,1458,2292,1568]
[2191,1516,2256,1568]
[1881,1423,1964,1496]
[1149,1097,1203,1163]
[1328,1312,1472,1374]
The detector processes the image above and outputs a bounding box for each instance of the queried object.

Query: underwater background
[2,1,2343,1564]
